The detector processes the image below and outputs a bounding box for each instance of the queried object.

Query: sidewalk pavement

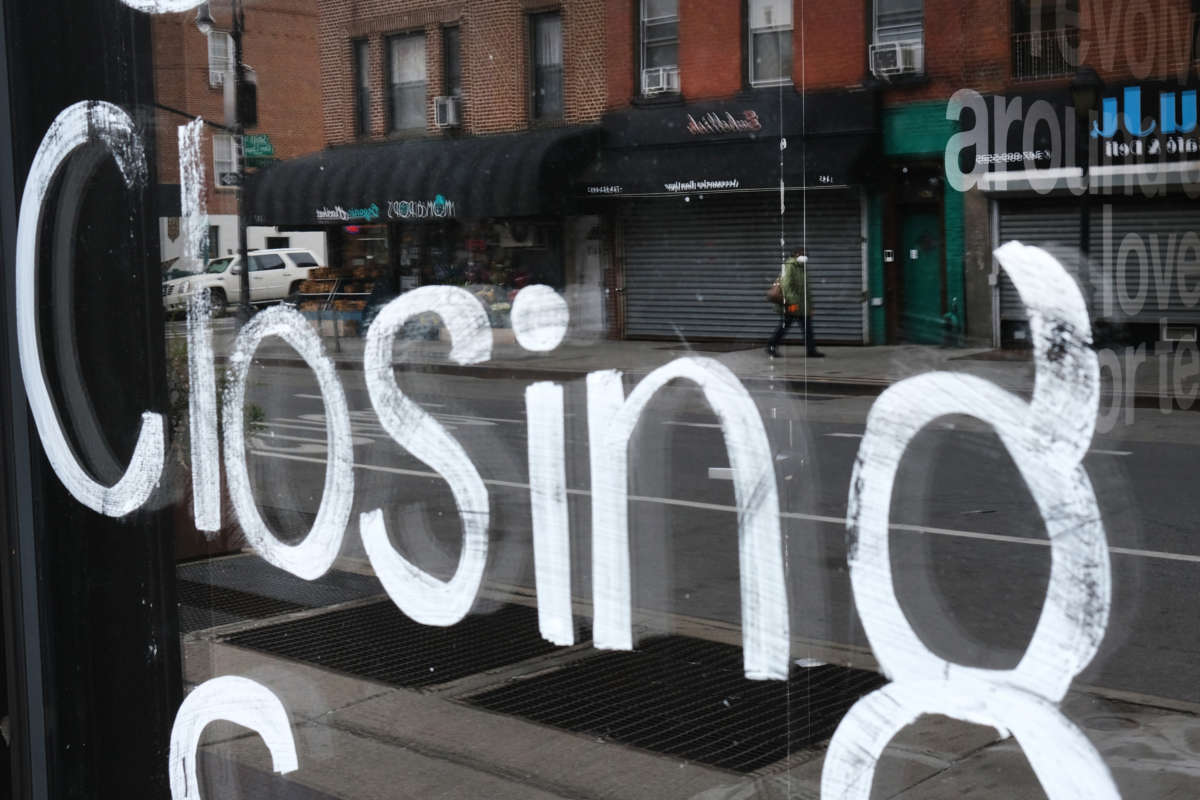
[219,324,1198,410]
[188,628,1200,799]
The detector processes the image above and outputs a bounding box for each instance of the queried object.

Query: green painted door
[900,211,943,343]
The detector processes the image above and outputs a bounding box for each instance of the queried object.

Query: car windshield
[205,257,234,274]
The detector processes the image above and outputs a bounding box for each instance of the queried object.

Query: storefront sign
[1091,86,1200,158]
[663,178,740,192]
[387,194,455,219]
[315,203,380,223]
[243,133,274,159]
[686,110,762,136]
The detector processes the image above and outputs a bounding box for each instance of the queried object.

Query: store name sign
[1091,85,1200,158]
[315,203,380,223]
[387,195,455,219]
[686,110,762,136]
[664,178,741,192]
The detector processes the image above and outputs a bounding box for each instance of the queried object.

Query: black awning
[248,126,600,226]
[575,134,875,198]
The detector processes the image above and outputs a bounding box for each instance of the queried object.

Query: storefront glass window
[7,1,1200,798]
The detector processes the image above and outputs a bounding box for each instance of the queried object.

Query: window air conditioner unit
[641,66,680,95]
[870,40,923,78]
[209,68,226,88]
[434,95,462,128]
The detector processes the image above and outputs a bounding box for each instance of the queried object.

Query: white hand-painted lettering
[16,101,164,517]
[822,242,1117,799]
[512,285,569,352]
[587,359,790,680]
[181,118,220,532]
[169,676,298,800]
[360,286,491,626]
[526,381,573,645]
[224,306,354,580]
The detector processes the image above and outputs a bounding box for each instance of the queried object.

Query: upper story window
[212,133,238,189]
[388,32,427,132]
[748,0,793,87]
[870,0,924,78]
[207,30,233,88]
[353,39,370,135]
[530,12,563,120]
[1011,0,1079,81]
[443,25,462,96]
[640,0,679,96]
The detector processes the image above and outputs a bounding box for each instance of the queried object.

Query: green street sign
[243,133,274,159]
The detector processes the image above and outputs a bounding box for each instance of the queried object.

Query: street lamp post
[196,0,251,324]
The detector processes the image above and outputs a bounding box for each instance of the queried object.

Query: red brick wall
[152,0,322,215]
[320,0,607,144]
[677,0,742,99]
[796,1,867,90]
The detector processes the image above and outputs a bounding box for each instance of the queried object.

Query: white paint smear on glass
[16,101,163,517]
[360,286,491,626]
[587,358,789,680]
[169,676,298,800]
[824,242,1117,799]
[223,306,354,580]
[526,381,573,645]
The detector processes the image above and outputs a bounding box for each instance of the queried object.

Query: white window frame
[873,0,924,45]
[640,0,679,96]
[748,0,793,88]
[212,133,239,190]
[388,32,427,132]
[207,30,233,88]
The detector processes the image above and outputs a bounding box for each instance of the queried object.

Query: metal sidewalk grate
[177,579,308,620]
[225,601,583,688]
[464,636,886,774]
[177,554,383,608]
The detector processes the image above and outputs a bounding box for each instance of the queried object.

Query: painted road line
[708,467,734,480]
[825,432,864,439]
[247,450,1200,566]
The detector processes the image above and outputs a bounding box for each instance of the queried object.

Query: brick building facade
[318,0,607,145]
[152,0,325,266]
[595,0,1200,347]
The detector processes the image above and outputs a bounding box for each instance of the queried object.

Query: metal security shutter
[996,201,1082,321]
[1088,202,1200,324]
[621,192,864,341]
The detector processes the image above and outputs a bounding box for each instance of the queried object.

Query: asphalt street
[177,319,1200,708]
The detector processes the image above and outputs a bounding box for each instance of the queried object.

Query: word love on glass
[19,2,1118,794]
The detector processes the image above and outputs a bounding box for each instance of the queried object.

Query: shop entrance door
[899,211,944,344]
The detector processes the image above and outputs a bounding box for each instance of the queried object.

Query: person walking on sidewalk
[767,247,824,358]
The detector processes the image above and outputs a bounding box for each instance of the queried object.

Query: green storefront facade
[868,101,966,345]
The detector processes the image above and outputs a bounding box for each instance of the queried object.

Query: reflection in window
[640,0,678,96]
[353,38,370,135]
[443,25,462,97]
[212,133,238,189]
[874,0,923,45]
[530,12,563,120]
[748,0,793,87]
[207,30,233,88]
[388,32,427,132]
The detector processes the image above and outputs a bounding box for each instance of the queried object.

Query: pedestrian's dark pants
[767,313,817,355]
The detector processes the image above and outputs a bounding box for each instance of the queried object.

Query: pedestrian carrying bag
[766,279,783,305]
[766,261,786,305]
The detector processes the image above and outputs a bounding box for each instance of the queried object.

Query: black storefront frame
[0,1,182,796]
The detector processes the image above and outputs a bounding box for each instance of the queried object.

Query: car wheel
[287,281,303,306]
[209,290,228,318]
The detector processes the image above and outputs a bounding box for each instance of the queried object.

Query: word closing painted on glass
[15,1,1115,795]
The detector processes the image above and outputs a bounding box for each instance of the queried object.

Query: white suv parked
[162,248,322,316]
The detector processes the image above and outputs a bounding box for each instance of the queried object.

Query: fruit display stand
[295,265,383,349]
